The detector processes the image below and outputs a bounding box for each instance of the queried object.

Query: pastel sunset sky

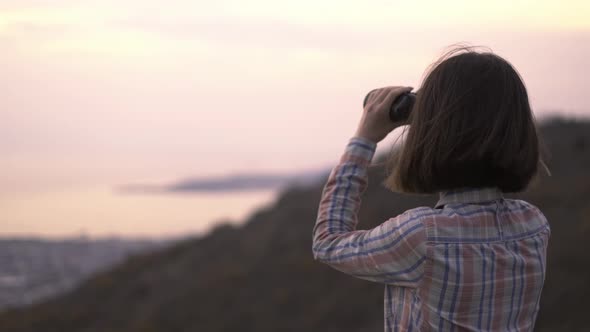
[1,0,589,237]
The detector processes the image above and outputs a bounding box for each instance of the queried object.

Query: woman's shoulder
[503,198,547,219]
[502,198,551,234]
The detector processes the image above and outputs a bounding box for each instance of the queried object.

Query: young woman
[312,48,550,331]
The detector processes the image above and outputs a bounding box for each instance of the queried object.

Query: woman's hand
[354,86,413,143]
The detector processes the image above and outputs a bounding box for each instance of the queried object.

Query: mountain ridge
[0,118,589,332]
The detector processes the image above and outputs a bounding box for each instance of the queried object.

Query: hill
[0,118,589,332]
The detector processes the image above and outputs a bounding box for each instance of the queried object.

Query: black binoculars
[363,89,416,122]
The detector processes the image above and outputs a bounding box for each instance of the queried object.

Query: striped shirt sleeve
[312,137,426,286]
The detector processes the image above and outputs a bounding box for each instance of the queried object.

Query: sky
[1,0,589,237]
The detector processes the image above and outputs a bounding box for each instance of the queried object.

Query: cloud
[113,16,398,53]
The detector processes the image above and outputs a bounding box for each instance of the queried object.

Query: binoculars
[363,89,416,122]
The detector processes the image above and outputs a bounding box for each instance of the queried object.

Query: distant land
[116,170,326,193]
[0,237,167,311]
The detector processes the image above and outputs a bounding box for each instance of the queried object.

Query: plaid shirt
[312,137,550,332]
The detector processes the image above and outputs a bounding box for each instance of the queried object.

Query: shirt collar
[435,187,504,209]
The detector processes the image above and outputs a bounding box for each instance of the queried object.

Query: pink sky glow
[1,0,589,236]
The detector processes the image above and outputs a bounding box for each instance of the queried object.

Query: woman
[312,47,550,331]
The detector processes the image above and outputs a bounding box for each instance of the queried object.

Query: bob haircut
[385,47,540,193]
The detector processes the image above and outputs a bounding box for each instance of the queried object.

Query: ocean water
[0,185,278,239]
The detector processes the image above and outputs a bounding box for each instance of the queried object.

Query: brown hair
[385,46,540,193]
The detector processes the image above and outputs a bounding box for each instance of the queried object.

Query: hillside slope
[1,119,589,332]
